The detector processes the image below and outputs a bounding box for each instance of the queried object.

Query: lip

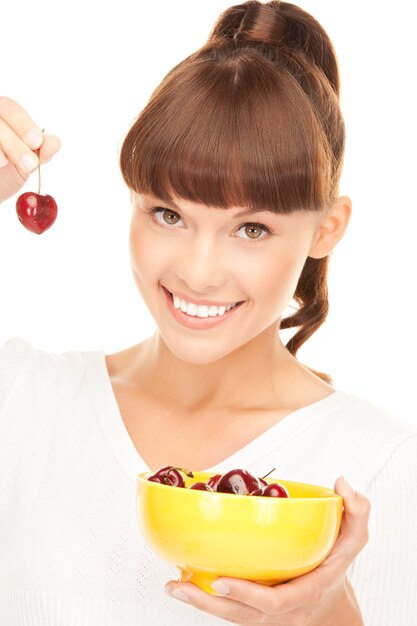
[164,286,242,308]
[162,286,244,330]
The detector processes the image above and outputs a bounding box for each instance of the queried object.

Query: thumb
[333,476,371,560]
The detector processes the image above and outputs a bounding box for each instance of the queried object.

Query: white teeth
[187,302,198,316]
[196,305,209,318]
[208,305,218,317]
[170,292,238,318]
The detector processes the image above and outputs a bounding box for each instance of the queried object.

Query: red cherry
[147,475,165,484]
[16,191,57,234]
[261,483,289,498]
[158,467,185,487]
[255,468,278,491]
[189,482,214,491]
[152,465,176,478]
[148,465,189,487]
[216,469,260,495]
[207,474,222,491]
[15,129,58,234]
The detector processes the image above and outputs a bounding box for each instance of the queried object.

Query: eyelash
[148,207,272,241]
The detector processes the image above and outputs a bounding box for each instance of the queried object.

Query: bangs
[120,48,332,213]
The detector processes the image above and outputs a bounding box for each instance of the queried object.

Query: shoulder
[1,335,86,371]
[0,335,30,362]
[0,336,93,411]
[325,390,417,489]
[331,391,416,441]
[0,337,32,412]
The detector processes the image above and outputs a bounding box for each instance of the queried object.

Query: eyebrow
[145,195,275,219]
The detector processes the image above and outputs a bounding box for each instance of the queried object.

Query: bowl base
[178,567,291,595]
[178,568,218,594]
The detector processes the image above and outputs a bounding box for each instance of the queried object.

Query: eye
[149,207,271,241]
[151,207,183,227]
[236,223,271,241]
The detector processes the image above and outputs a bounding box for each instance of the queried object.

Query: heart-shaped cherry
[15,129,58,234]
[16,192,57,234]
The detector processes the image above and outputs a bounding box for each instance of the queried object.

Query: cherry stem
[261,467,277,480]
[37,128,45,195]
[175,467,194,477]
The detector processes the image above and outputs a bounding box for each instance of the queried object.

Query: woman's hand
[0,96,61,204]
[165,477,370,625]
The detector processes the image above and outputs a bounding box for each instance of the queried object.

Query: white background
[1,1,415,426]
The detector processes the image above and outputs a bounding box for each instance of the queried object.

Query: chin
[160,335,236,365]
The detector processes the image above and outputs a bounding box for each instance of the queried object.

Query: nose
[176,233,226,294]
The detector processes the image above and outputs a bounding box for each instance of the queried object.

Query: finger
[0,117,38,173]
[0,147,8,167]
[204,575,313,616]
[0,118,61,175]
[330,477,371,562]
[165,581,268,623]
[166,577,308,621]
[38,133,62,164]
[305,477,370,588]
[0,96,44,150]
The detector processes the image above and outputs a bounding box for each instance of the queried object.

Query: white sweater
[1,336,416,625]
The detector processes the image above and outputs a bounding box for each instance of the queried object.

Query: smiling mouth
[166,288,245,318]
[167,287,243,306]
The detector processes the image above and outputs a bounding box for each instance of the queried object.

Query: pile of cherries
[147,466,289,498]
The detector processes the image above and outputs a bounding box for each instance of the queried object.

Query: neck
[135,323,299,413]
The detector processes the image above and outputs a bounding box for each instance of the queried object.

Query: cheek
[129,222,163,282]
[128,222,177,319]
[245,247,306,307]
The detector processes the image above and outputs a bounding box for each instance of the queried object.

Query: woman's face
[129,191,324,364]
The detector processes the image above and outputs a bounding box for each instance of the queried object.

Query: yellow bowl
[137,470,343,594]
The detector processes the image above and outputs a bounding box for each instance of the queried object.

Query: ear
[308,196,352,259]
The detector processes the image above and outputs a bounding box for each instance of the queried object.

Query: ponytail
[281,256,332,384]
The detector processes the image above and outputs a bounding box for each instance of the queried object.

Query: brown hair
[119,1,345,384]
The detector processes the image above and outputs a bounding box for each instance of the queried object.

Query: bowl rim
[137,471,342,501]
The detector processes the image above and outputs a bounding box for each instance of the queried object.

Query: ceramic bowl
[137,470,343,594]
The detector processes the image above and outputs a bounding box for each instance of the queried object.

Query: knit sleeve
[347,434,417,626]
[0,337,29,417]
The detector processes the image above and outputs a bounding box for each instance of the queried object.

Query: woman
[1,1,416,624]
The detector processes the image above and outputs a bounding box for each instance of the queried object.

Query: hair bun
[208,1,285,46]
[209,1,339,95]
[234,3,285,45]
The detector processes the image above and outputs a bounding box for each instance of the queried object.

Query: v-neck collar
[83,348,353,483]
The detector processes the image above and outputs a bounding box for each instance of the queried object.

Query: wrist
[316,578,364,626]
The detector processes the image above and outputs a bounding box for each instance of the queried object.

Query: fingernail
[25,129,43,149]
[211,580,230,595]
[172,588,189,602]
[341,477,355,495]
[20,152,39,172]
[0,152,8,167]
